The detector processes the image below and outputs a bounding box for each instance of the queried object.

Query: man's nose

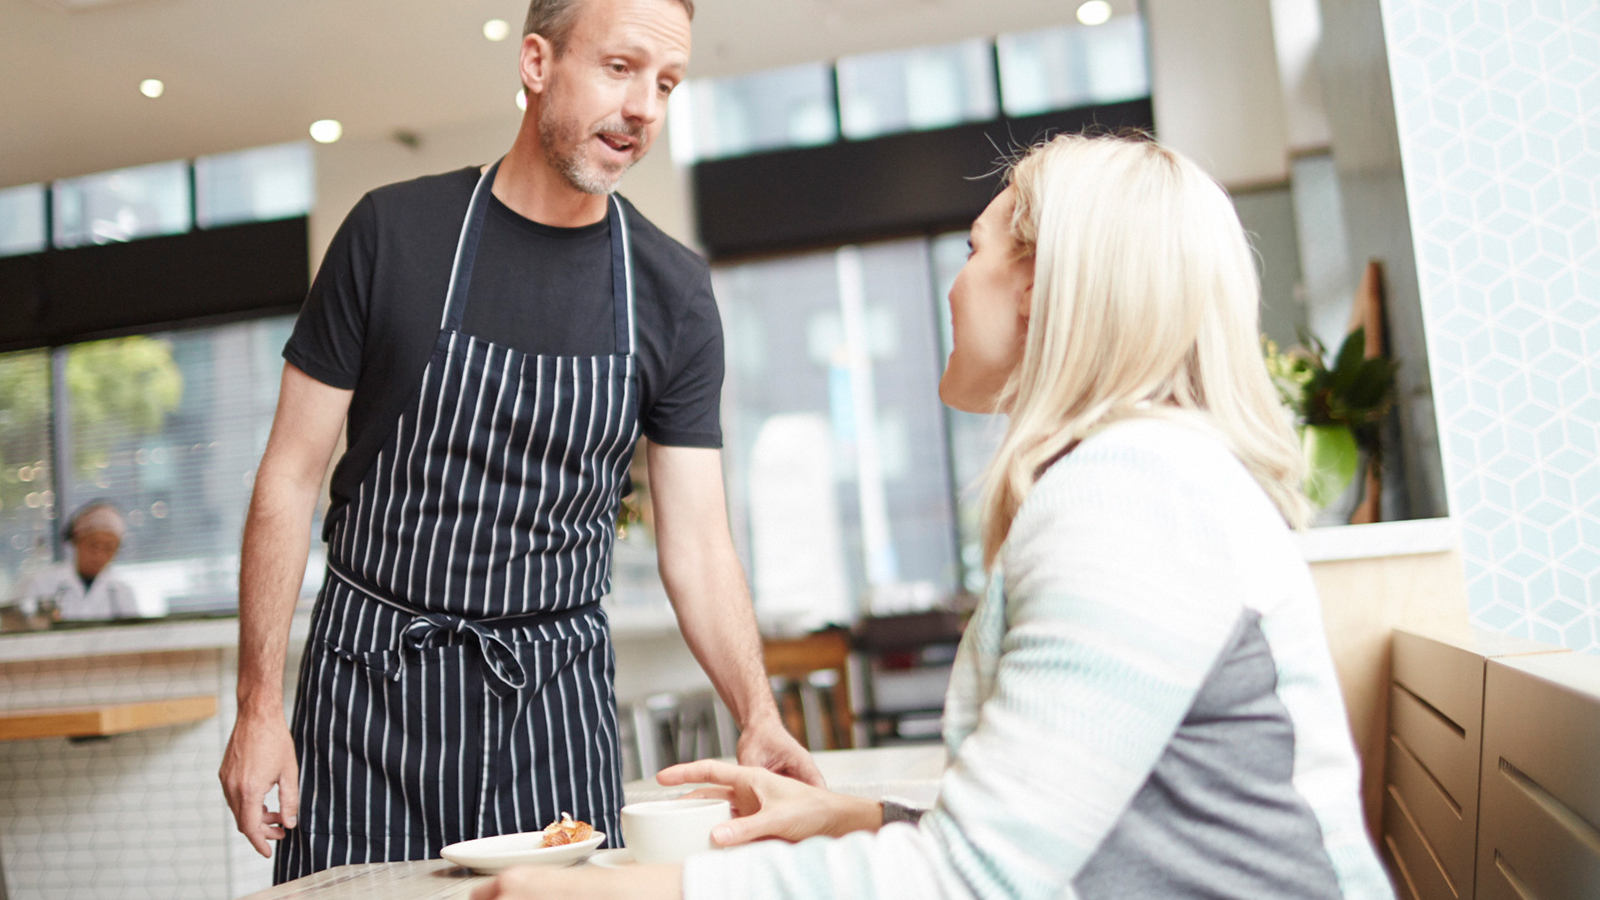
[622,79,662,126]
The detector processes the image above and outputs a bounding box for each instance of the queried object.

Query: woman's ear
[520,33,554,98]
[1018,270,1035,322]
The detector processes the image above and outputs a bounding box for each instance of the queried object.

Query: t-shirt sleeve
[641,265,724,448]
[282,194,378,389]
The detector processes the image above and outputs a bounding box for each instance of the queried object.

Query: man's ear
[520,33,555,97]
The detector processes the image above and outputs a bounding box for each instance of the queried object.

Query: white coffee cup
[620,798,733,864]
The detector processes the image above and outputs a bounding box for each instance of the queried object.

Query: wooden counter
[0,695,217,741]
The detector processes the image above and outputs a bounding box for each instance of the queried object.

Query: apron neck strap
[609,194,636,357]
[438,160,638,358]
[439,159,501,333]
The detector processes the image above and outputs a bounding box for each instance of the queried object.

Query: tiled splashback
[1380,0,1600,651]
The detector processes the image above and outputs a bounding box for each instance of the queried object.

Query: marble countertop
[0,610,314,665]
[0,603,689,665]
[1,518,1460,667]
[239,745,947,900]
[624,744,947,808]
[1294,517,1458,563]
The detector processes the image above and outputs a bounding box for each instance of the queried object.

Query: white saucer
[440,831,606,874]
[586,848,636,868]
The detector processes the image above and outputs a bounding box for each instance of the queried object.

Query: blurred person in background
[24,500,138,620]
[473,133,1395,900]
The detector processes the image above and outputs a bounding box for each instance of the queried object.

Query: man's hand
[657,759,882,846]
[219,710,300,858]
[736,718,826,787]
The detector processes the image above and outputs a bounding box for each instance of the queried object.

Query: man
[23,501,138,620]
[218,0,820,883]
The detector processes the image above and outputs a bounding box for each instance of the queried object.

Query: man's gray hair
[523,0,696,54]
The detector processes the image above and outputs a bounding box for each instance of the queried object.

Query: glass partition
[716,240,959,627]
[837,39,998,140]
[0,184,47,258]
[929,232,1003,594]
[670,62,838,164]
[53,160,191,249]
[54,317,314,615]
[0,350,56,602]
[195,142,314,229]
[997,15,1151,118]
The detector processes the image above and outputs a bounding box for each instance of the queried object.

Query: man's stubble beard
[539,102,637,196]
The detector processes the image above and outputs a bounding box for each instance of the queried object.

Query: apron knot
[399,613,530,692]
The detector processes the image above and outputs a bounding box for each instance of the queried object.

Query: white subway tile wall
[0,647,300,899]
[1381,0,1600,651]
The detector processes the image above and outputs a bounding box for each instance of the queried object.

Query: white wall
[1145,0,1293,188]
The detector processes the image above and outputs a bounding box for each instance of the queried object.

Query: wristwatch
[880,798,925,826]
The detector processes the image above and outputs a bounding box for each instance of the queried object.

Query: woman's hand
[656,759,883,846]
[469,864,682,900]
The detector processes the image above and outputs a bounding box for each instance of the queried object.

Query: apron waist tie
[324,560,601,692]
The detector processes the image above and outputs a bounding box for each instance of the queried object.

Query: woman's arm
[680,439,1248,900]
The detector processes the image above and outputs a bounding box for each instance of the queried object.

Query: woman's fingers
[676,786,737,803]
[657,758,752,789]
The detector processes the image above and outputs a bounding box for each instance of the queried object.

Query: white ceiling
[0,0,1139,188]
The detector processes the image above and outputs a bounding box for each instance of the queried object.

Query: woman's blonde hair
[979,133,1309,568]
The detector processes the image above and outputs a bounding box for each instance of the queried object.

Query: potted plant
[1264,328,1400,521]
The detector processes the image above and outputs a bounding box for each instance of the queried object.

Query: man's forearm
[660,547,780,730]
[236,473,321,718]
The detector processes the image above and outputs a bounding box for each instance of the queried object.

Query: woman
[474,134,1395,899]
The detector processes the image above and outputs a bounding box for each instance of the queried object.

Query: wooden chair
[762,628,856,751]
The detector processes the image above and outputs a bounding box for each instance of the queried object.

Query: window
[195,142,315,229]
[0,317,322,616]
[0,350,56,602]
[0,184,47,258]
[997,15,1151,118]
[53,160,192,249]
[716,239,960,627]
[669,62,838,164]
[837,39,999,140]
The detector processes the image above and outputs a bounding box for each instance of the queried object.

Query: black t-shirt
[284,166,724,512]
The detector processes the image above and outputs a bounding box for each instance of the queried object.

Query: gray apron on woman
[277,160,641,882]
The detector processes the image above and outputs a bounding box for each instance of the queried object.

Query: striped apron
[276,161,641,882]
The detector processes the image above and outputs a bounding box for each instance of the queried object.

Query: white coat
[22,563,139,620]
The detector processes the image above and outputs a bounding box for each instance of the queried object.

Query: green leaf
[1345,358,1397,412]
[1329,327,1367,396]
[1303,424,1359,509]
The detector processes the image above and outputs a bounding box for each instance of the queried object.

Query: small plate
[586,848,636,868]
[441,831,606,874]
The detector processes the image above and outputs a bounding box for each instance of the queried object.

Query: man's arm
[646,443,824,787]
[219,363,352,857]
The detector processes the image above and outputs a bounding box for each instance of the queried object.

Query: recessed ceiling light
[484,18,511,41]
[515,89,528,112]
[1077,0,1113,25]
[309,119,343,143]
[139,79,164,98]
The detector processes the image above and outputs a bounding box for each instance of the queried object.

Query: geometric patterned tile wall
[1380,0,1600,652]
